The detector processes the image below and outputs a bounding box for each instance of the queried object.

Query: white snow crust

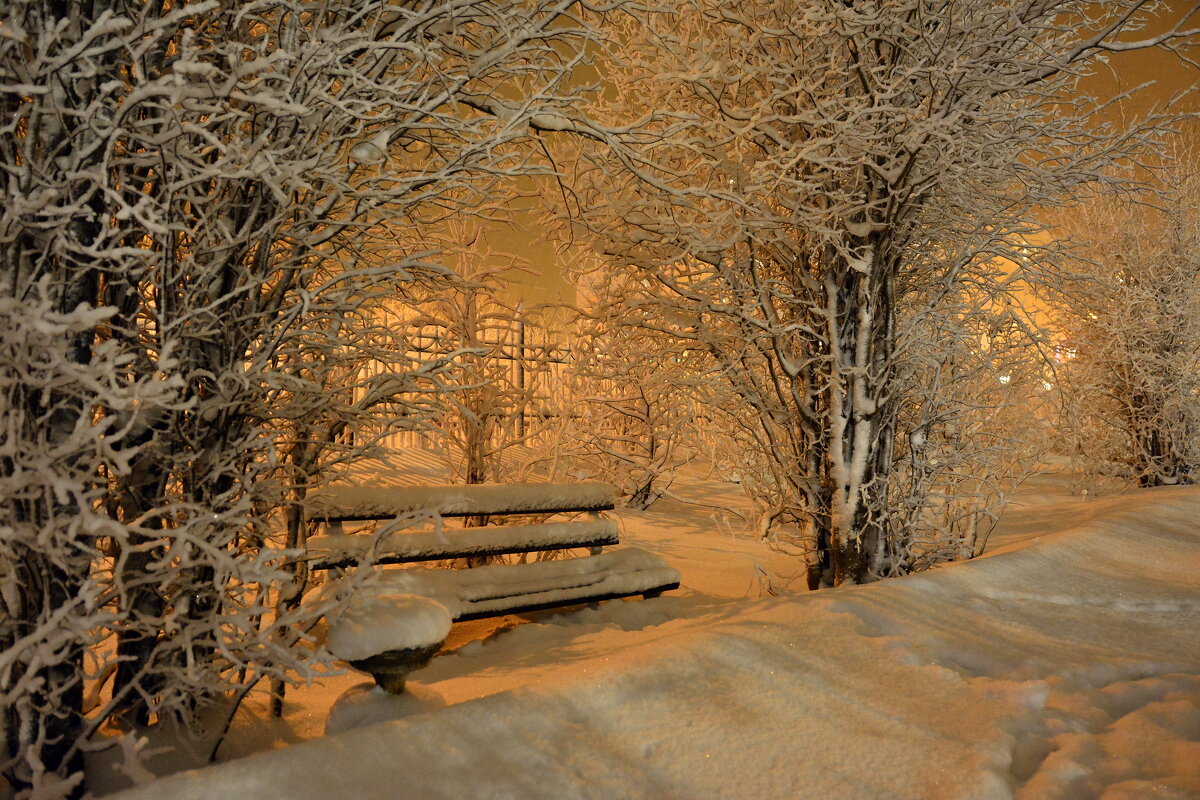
[307,482,616,520]
[106,476,1200,800]
[325,594,452,662]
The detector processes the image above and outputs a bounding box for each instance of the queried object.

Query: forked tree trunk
[812,243,899,586]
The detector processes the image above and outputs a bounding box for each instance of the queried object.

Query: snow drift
[110,485,1200,800]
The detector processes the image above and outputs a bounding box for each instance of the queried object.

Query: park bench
[304,481,680,691]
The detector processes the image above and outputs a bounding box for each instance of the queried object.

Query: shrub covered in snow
[0,0,620,792]
[1048,153,1200,489]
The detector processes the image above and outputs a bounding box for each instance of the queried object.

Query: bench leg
[588,511,604,557]
[348,640,445,695]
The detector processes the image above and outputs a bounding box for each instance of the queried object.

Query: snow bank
[109,485,1200,800]
[307,482,616,520]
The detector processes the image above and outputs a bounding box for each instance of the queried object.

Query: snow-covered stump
[326,594,452,695]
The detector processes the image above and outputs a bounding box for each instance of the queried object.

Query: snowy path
[111,484,1200,799]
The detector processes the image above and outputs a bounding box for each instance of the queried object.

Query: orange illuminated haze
[1012,0,1200,340]
[490,1,1199,307]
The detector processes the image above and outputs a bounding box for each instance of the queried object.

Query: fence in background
[360,305,576,455]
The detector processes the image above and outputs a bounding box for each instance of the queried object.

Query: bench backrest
[307,481,616,522]
[304,481,620,570]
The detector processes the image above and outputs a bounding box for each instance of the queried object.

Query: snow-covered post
[326,594,453,695]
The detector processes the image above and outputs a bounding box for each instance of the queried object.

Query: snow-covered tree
[401,260,562,487]
[562,269,707,508]
[887,284,1050,568]
[1049,154,1200,488]
[1,0,613,791]
[554,0,1197,585]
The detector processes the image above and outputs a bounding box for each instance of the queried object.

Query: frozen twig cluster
[1048,150,1200,488]
[556,269,708,509]
[1,0,615,793]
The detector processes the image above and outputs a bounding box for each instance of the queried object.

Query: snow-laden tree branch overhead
[0,0,626,793]
[553,0,1199,587]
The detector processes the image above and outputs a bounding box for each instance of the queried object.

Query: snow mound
[325,683,446,736]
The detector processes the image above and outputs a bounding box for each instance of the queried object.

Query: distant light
[1054,344,1077,362]
[999,375,1011,385]
[1042,381,1053,391]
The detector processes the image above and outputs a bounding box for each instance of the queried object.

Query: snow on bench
[364,547,680,621]
[312,481,680,692]
[307,481,617,522]
[306,519,619,570]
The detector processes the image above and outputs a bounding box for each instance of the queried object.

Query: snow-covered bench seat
[362,546,679,621]
[307,481,617,523]
[306,481,680,620]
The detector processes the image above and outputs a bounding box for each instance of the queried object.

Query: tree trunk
[4,553,87,796]
[816,244,898,586]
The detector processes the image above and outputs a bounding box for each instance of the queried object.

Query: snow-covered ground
[100,464,1200,800]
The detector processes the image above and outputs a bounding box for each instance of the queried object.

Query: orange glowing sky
[488,2,1199,305]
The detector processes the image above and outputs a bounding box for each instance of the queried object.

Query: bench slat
[308,482,616,522]
[306,519,619,570]
[454,582,680,621]
[367,547,681,622]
